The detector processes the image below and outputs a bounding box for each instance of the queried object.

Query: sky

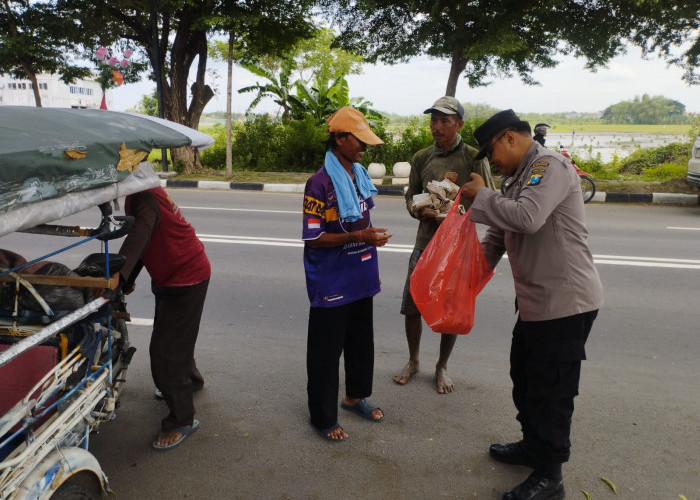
[110,45,700,117]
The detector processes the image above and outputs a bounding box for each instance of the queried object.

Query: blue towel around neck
[324,150,378,222]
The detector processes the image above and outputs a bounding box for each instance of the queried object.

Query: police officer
[533,123,550,146]
[461,109,604,500]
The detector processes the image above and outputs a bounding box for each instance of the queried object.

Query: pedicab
[0,107,213,499]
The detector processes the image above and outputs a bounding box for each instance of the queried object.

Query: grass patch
[169,169,312,184]
[549,123,690,134]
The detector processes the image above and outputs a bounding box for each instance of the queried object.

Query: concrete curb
[159,179,699,205]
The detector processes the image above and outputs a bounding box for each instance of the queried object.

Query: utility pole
[151,0,168,172]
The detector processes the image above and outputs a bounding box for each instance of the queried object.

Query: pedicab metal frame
[0,166,159,500]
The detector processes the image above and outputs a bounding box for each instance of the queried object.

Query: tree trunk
[445,0,469,97]
[226,33,234,176]
[152,5,215,174]
[23,67,42,107]
[2,1,41,106]
[445,55,468,97]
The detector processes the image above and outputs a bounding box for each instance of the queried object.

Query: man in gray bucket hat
[461,109,604,500]
[393,96,494,394]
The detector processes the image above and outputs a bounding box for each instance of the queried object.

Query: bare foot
[393,360,419,385]
[326,426,349,441]
[154,430,185,447]
[435,368,454,394]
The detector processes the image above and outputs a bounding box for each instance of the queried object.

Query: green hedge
[199,116,692,184]
[618,142,691,175]
[200,114,486,174]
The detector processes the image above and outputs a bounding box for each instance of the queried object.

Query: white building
[0,73,107,109]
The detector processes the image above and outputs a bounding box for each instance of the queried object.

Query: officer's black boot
[489,441,540,468]
[502,463,564,500]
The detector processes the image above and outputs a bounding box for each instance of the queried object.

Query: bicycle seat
[73,253,126,277]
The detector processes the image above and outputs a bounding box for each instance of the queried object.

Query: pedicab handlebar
[18,202,134,241]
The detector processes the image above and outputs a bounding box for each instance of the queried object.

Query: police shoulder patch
[527,174,543,186]
[531,160,549,168]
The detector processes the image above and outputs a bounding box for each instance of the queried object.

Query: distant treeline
[201,94,696,128]
[377,94,696,126]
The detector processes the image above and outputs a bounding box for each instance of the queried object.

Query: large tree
[602,94,687,124]
[60,0,315,172]
[0,0,91,107]
[629,1,700,85]
[319,1,676,97]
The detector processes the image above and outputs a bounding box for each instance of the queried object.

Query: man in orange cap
[302,106,392,441]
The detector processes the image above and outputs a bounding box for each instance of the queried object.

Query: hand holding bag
[409,193,494,335]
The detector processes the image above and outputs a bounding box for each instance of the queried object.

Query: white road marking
[196,234,700,270]
[127,317,154,326]
[667,226,700,231]
[181,206,299,214]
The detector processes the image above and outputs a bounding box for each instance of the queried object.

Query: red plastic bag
[409,194,494,335]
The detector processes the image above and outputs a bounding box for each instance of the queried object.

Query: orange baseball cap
[327,106,384,145]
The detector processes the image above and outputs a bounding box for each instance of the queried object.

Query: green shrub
[275,117,327,171]
[199,125,229,169]
[364,117,433,172]
[640,163,688,181]
[459,118,485,149]
[571,154,606,175]
[200,115,326,172]
[618,142,692,174]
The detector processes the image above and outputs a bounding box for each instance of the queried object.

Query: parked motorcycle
[500,147,596,203]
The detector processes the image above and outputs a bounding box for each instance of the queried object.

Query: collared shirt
[470,142,604,321]
[405,137,495,249]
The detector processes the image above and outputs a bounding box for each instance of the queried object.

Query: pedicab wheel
[580,176,596,203]
[50,482,93,500]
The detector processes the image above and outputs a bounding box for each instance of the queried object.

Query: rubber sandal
[340,398,384,422]
[315,422,347,442]
[152,419,200,450]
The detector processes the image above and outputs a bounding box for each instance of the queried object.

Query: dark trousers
[151,279,209,432]
[307,297,375,430]
[510,310,598,467]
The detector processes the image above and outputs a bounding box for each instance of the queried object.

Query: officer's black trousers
[307,297,375,431]
[510,310,598,467]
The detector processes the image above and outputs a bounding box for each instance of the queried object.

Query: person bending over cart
[119,186,210,450]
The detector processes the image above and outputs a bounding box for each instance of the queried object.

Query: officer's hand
[460,173,485,202]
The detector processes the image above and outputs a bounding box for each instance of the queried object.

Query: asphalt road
[4,191,699,499]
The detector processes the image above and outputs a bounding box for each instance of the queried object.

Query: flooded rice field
[547,132,688,163]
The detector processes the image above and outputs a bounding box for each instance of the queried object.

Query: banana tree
[294,66,350,124]
[238,59,305,122]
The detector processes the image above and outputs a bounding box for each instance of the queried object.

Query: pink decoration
[96,46,109,60]
[123,49,133,59]
[107,56,118,66]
